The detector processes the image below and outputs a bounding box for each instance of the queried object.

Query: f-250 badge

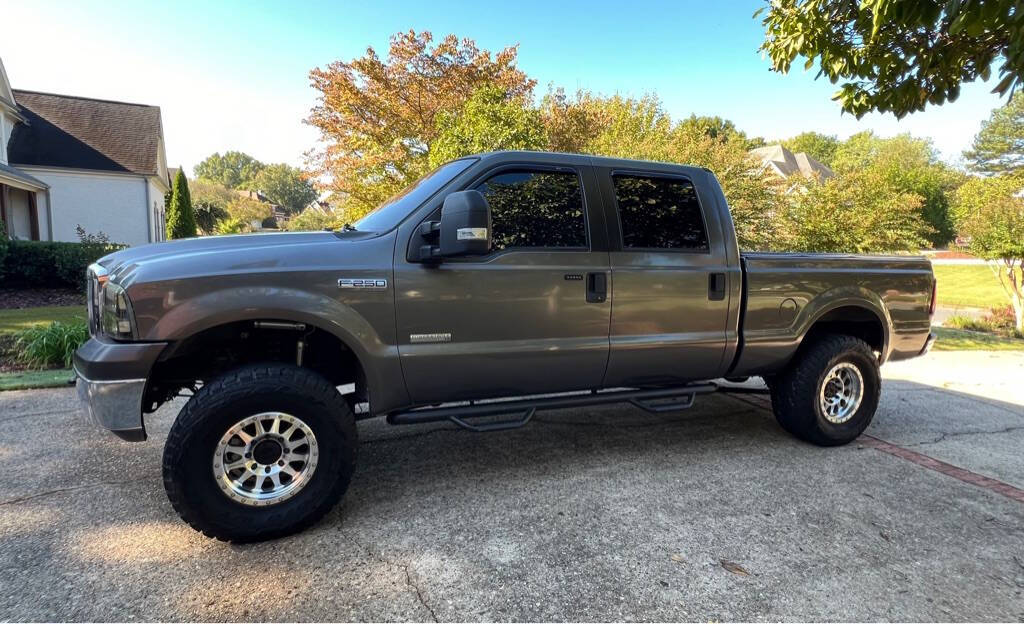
[337,278,387,289]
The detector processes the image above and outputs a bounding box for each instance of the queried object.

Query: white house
[0,56,170,246]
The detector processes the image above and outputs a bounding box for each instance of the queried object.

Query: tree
[539,87,605,153]
[678,114,763,149]
[757,0,1024,118]
[190,179,234,235]
[194,151,265,189]
[243,163,317,214]
[781,132,840,167]
[307,30,535,220]
[788,168,932,253]
[429,85,547,168]
[952,175,1024,331]
[285,207,342,232]
[226,196,272,230]
[166,169,196,239]
[964,94,1024,175]
[831,132,963,245]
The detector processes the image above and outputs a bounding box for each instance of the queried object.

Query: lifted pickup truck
[75,151,936,541]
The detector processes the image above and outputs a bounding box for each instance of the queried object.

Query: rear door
[394,162,612,404]
[596,167,735,386]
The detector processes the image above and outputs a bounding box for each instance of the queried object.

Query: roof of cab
[472,150,708,176]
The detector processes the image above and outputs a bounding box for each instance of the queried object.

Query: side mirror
[413,190,492,262]
[439,190,491,257]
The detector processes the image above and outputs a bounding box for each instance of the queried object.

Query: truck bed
[730,252,934,377]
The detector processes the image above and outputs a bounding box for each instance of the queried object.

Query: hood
[100,230,382,287]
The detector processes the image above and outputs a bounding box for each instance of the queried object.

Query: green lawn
[932,264,1019,310]
[932,327,1024,351]
[0,368,74,391]
[0,305,86,334]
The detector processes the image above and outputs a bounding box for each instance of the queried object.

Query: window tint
[474,169,587,250]
[612,175,709,251]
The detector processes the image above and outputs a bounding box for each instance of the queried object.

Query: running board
[386,384,718,432]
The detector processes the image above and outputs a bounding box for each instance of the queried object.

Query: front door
[394,164,611,404]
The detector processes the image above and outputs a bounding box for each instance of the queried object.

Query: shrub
[15,321,89,369]
[166,169,197,239]
[944,315,991,332]
[1,240,125,290]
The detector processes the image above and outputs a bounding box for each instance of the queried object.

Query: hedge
[0,240,127,290]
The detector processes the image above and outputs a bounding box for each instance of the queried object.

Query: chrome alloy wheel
[212,412,319,506]
[819,362,864,424]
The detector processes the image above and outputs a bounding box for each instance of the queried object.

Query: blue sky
[1,0,1009,173]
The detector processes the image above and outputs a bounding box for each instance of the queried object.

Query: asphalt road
[1,351,1023,621]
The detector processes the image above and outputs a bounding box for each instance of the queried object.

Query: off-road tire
[769,334,880,446]
[162,364,357,542]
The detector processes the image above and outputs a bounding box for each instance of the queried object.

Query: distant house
[0,55,170,245]
[750,144,834,183]
[235,189,288,229]
[304,190,333,214]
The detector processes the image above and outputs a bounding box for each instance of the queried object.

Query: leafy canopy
[832,132,963,245]
[194,151,265,189]
[241,163,317,214]
[757,0,1024,118]
[781,131,840,167]
[964,93,1024,175]
[166,169,197,239]
[430,85,547,168]
[952,174,1024,330]
[307,30,535,220]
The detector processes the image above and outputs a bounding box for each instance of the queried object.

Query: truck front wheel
[769,334,880,447]
[162,364,357,542]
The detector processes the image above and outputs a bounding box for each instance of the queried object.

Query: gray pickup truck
[75,151,936,541]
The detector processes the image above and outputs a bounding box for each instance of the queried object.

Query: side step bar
[387,384,719,432]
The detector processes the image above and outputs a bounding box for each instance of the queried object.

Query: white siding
[147,178,167,242]
[0,114,10,166]
[18,168,152,246]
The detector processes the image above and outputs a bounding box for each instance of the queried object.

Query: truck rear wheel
[769,334,880,447]
[162,364,357,542]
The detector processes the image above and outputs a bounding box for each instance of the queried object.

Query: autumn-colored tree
[307,30,535,220]
[430,85,547,167]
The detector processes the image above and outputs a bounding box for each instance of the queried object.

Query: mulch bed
[0,288,85,309]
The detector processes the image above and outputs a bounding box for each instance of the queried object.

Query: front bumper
[75,373,148,441]
[73,337,167,442]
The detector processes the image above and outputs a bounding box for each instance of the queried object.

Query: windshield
[353,158,477,232]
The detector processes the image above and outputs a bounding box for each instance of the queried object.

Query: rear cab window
[611,174,709,252]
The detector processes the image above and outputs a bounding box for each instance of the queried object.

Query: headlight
[88,263,136,340]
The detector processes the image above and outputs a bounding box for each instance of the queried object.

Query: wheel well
[804,306,885,355]
[145,320,367,413]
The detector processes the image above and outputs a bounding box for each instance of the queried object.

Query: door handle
[586,272,607,303]
[708,272,726,301]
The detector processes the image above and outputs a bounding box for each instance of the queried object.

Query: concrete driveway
[1,351,1023,621]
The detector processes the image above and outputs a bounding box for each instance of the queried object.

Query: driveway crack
[340,533,439,622]
[0,480,135,507]
[905,424,1024,447]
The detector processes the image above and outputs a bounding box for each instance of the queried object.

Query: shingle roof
[8,90,163,176]
[750,144,834,180]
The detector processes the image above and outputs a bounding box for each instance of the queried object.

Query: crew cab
[74,151,936,541]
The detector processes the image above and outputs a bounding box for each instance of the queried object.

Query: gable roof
[8,90,164,176]
[750,144,834,180]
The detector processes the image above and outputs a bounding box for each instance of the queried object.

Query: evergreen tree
[964,94,1024,175]
[166,168,197,239]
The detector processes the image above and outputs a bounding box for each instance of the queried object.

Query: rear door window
[611,174,709,252]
